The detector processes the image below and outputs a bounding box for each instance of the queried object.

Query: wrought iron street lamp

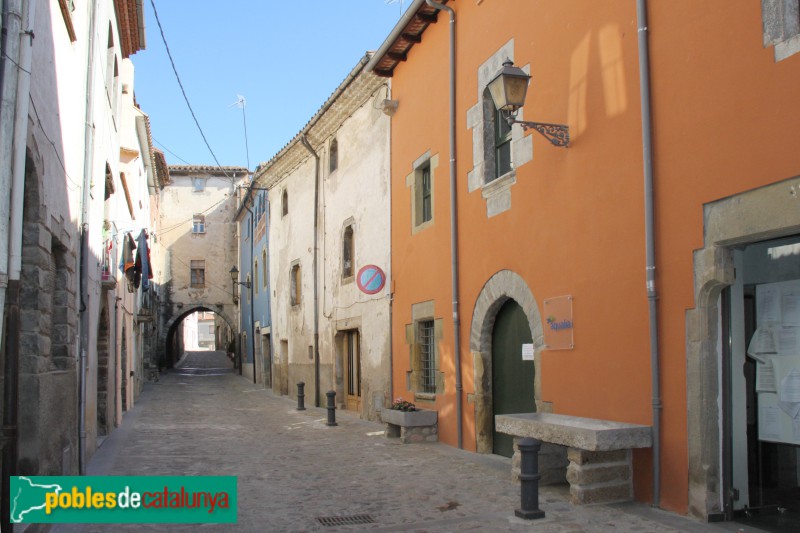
[487,59,570,147]
[229,265,251,304]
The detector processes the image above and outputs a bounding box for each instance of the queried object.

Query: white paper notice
[756,361,777,392]
[758,285,782,324]
[779,327,800,356]
[748,327,778,360]
[782,290,800,326]
[779,401,800,419]
[521,344,534,361]
[760,406,782,441]
[779,368,800,403]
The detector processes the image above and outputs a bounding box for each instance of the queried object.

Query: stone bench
[495,412,652,505]
[380,409,438,444]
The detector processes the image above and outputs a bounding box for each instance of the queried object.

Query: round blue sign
[356,265,386,295]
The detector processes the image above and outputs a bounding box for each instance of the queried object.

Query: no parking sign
[356,265,386,295]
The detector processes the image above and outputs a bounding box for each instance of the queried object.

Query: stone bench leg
[566,448,632,504]
[400,424,438,444]
[385,423,401,439]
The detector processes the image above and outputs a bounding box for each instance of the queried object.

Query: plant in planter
[389,398,417,412]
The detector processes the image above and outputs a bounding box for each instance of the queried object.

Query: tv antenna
[229,94,251,171]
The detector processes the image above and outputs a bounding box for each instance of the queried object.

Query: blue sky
[133,1,411,169]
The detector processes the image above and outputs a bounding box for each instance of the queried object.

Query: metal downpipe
[78,0,101,475]
[242,196,257,385]
[426,0,462,449]
[635,0,661,507]
[300,135,321,408]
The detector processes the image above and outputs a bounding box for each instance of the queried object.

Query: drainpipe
[78,0,101,475]
[300,135,321,407]
[0,0,23,359]
[1,0,34,528]
[426,0,462,449]
[635,0,661,507]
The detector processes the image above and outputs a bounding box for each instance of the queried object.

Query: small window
[282,189,288,217]
[254,260,259,295]
[418,320,436,393]
[329,138,338,173]
[192,214,205,234]
[290,264,301,305]
[190,260,205,288]
[420,165,432,224]
[262,250,268,288]
[494,107,512,179]
[193,177,206,192]
[343,225,354,278]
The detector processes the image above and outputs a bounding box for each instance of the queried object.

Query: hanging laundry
[135,229,153,291]
[119,233,137,293]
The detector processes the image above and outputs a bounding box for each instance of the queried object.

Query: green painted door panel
[492,299,536,457]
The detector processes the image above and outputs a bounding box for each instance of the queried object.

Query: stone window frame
[467,40,534,218]
[290,260,301,306]
[192,177,206,192]
[190,260,205,288]
[405,300,445,401]
[406,151,439,235]
[342,218,355,282]
[191,214,205,234]
[763,0,800,61]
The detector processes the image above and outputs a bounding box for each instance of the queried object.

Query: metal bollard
[515,437,545,519]
[296,382,306,411]
[326,390,338,426]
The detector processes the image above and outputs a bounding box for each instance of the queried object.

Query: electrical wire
[153,136,191,165]
[148,0,241,183]
[28,96,82,191]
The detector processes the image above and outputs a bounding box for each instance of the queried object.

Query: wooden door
[344,330,362,412]
[492,299,535,457]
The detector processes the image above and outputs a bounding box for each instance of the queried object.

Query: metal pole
[515,437,545,519]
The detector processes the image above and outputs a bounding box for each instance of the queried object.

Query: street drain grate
[316,515,375,527]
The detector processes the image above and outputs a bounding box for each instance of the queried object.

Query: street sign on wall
[356,265,386,295]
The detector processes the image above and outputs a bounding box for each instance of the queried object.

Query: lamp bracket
[507,115,570,147]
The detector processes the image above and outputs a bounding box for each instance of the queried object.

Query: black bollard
[297,382,306,411]
[515,437,545,519]
[326,390,338,426]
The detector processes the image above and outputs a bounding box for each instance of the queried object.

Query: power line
[153,136,191,165]
[148,0,240,183]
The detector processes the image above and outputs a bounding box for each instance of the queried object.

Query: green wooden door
[492,299,536,457]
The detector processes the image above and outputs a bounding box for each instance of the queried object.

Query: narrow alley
[52,351,741,533]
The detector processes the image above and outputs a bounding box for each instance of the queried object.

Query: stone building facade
[156,166,246,368]
[0,1,152,524]
[254,54,392,419]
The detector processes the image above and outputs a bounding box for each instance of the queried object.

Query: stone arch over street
[469,269,545,454]
[162,305,238,368]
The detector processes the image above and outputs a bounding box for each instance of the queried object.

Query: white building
[254,54,392,419]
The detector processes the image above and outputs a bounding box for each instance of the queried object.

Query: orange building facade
[370,0,800,523]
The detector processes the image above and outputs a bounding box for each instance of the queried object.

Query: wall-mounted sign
[543,295,574,350]
[521,343,534,361]
[356,265,386,295]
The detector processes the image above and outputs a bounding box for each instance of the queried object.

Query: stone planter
[380,409,438,444]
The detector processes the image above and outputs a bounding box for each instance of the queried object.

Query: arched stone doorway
[469,270,546,455]
[163,305,237,368]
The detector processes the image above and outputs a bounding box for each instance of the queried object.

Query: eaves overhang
[365,0,450,78]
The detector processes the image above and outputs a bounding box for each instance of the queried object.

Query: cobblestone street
[53,351,755,532]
